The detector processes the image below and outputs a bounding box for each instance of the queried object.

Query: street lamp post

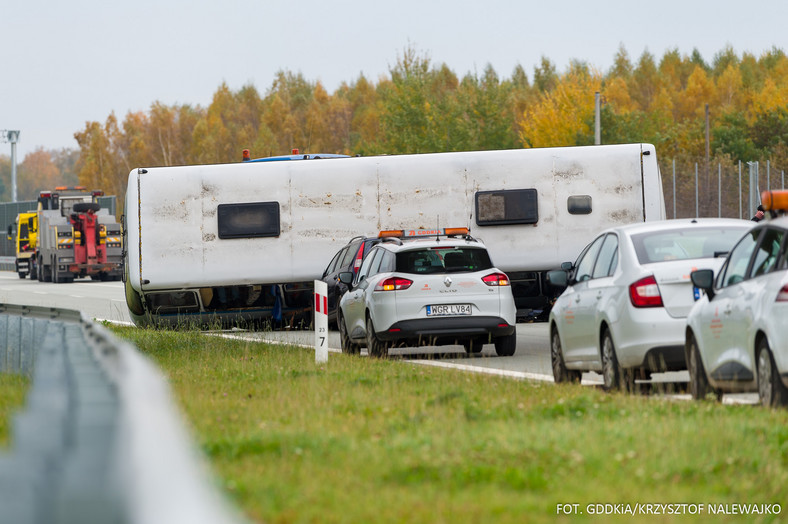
[1,130,21,202]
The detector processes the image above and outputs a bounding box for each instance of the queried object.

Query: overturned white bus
[123,144,666,327]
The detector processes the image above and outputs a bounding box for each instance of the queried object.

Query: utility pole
[1,130,21,202]
[594,92,601,145]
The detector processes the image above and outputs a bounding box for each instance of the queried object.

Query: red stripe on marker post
[313,280,329,363]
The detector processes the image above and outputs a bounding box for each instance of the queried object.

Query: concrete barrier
[0,303,246,524]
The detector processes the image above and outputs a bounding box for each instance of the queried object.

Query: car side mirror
[547,269,568,289]
[338,271,354,286]
[690,269,715,300]
[560,261,573,271]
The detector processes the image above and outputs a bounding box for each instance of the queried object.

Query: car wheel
[601,330,634,392]
[493,331,516,357]
[365,316,388,358]
[757,338,788,408]
[463,339,484,354]
[338,313,360,355]
[551,328,581,383]
[686,333,717,401]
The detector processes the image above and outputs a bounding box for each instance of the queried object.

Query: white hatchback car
[547,218,754,391]
[686,192,788,407]
[336,228,517,357]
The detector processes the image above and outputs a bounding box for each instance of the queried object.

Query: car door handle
[575,296,581,303]
[596,292,603,300]
[723,306,732,315]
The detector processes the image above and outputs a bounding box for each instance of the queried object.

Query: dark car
[321,235,381,326]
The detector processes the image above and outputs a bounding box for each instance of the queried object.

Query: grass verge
[0,373,29,449]
[112,326,788,523]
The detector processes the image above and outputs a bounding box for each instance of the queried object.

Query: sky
[1,0,786,159]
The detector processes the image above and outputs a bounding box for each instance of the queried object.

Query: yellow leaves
[674,65,713,120]
[751,77,788,117]
[714,64,744,110]
[519,70,602,148]
[604,77,633,113]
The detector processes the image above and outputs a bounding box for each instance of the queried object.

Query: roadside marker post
[314,280,328,364]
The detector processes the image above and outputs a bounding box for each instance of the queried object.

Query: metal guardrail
[0,304,246,524]
[0,256,15,272]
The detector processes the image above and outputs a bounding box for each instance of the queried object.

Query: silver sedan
[547,218,754,391]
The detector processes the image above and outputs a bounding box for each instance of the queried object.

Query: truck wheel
[18,271,25,279]
[40,257,52,282]
[72,202,101,213]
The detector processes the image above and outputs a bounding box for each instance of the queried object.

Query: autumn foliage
[2,45,787,217]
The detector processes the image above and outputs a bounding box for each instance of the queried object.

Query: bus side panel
[131,144,664,292]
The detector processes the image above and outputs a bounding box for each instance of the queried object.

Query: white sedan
[548,218,754,391]
[686,194,788,407]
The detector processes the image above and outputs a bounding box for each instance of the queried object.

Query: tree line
[1,44,787,214]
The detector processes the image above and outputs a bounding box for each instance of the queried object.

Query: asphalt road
[0,270,756,402]
[0,270,132,323]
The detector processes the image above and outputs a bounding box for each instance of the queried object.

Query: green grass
[113,326,788,523]
[0,373,29,449]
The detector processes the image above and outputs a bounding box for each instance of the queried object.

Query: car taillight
[482,272,510,286]
[352,243,365,274]
[629,275,663,307]
[776,284,788,302]
[374,277,413,291]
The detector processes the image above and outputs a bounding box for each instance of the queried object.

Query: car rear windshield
[395,247,494,274]
[631,226,748,264]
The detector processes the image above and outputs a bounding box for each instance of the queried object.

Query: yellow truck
[6,211,38,279]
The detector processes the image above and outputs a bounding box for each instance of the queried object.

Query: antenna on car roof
[436,216,440,242]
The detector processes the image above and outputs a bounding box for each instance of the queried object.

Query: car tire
[551,328,582,383]
[338,313,360,355]
[757,338,788,408]
[365,316,388,358]
[463,339,484,354]
[686,333,718,401]
[601,330,634,392]
[493,331,516,357]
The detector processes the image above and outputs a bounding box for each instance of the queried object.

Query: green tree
[458,64,515,150]
[533,56,557,93]
[0,155,9,202]
[712,112,758,161]
[751,107,788,153]
[381,46,459,153]
[630,49,660,111]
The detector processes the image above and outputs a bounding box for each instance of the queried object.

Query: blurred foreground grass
[0,374,28,449]
[112,326,788,523]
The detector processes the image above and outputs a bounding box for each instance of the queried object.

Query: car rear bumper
[614,308,687,369]
[376,316,515,345]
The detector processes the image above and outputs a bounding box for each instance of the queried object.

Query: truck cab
[6,212,38,279]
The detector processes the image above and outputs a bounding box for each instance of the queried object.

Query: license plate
[426,304,472,316]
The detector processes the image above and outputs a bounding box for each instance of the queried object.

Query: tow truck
[35,187,123,283]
